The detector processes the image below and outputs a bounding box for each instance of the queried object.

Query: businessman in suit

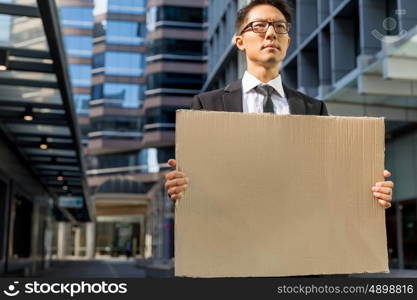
[165,0,394,208]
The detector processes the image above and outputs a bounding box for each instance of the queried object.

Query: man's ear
[234,35,245,51]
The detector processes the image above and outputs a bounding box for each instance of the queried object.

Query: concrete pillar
[358,0,386,55]
[397,0,417,32]
[74,227,81,257]
[85,222,96,259]
[57,222,71,259]
[330,17,356,83]
[139,216,145,256]
[396,203,405,269]
[318,0,330,23]
[297,0,317,41]
[318,29,332,97]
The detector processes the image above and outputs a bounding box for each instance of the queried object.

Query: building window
[74,93,91,112]
[146,6,205,31]
[69,64,92,87]
[60,7,93,29]
[92,83,146,108]
[147,73,204,90]
[145,106,176,125]
[149,39,204,56]
[106,20,146,45]
[107,0,146,15]
[104,52,145,76]
[91,116,142,132]
[87,147,174,170]
[156,6,204,23]
[64,36,92,58]
[93,52,104,69]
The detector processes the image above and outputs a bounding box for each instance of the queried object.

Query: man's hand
[164,159,189,201]
[372,170,394,209]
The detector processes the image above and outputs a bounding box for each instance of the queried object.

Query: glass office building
[58,0,94,143]
[86,0,154,258]
[205,0,417,270]
[142,0,207,156]
[88,0,148,176]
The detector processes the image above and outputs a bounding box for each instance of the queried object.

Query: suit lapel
[222,80,243,112]
[283,84,306,115]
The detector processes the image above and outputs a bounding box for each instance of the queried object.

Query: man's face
[235,4,291,68]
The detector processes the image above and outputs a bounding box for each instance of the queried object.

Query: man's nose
[265,23,277,40]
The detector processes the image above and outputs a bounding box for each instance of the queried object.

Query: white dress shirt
[241,71,290,114]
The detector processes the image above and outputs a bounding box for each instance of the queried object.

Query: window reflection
[64,36,93,57]
[93,83,146,108]
[107,0,146,15]
[87,147,174,171]
[60,7,93,29]
[74,94,91,113]
[69,65,92,87]
[150,39,204,56]
[145,107,176,126]
[107,20,146,45]
[147,73,204,90]
[147,6,205,32]
[105,52,145,76]
[91,116,142,132]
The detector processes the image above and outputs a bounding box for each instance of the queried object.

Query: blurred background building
[86,0,150,259]
[206,0,417,271]
[0,0,416,278]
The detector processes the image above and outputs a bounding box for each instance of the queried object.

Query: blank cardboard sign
[174,110,388,278]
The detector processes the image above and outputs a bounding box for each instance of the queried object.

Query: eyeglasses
[240,21,291,35]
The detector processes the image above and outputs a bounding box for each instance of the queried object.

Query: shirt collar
[242,70,286,97]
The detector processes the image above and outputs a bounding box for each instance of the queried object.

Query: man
[165,0,394,208]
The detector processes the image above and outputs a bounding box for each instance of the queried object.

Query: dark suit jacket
[190,79,328,116]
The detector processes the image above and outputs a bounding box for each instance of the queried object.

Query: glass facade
[87,0,150,179]
[107,0,146,15]
[92,83,145,108]
[73,93,91,112]
[147,72,204,90]
[64,36,93,57]
[69,64,92,87]
[106,20,146,45]
[59,2,93,116]
[147,5,205,32]
[60,7,93,28]
[93,52,145,76]
[149,39,205,56]
[142,1,206,189]
[91,4,147,110]
[146,106,177,127]
[154,6,204,23]
[90,116,143,132]
[88,147,174,171]
[105,52,145,76]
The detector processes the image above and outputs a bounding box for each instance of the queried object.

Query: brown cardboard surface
[174,110,388,278]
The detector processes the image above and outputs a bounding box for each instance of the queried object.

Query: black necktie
[256,84,274,113]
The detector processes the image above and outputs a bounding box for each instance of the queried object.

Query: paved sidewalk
[35,259,146,278]
[34,260,417,278]
[352,269,417,278]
